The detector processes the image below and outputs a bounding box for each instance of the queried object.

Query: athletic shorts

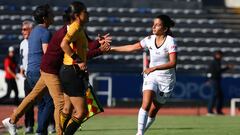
[142,73,176,104]
[59,64,88,97]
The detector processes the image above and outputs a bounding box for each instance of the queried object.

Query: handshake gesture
[97,33,112,53]
[77,33,112,71]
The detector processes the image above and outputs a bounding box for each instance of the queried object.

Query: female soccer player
[111,15,177,135]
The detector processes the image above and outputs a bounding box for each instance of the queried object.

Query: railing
[89,73,113,107]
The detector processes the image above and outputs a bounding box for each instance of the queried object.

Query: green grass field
[4,115,240,135]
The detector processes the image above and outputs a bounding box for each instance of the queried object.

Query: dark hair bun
[62,1,86,23]
[156,15,175,28]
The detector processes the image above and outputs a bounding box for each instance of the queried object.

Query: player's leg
[137,74,158,135]
[137,90,155,135]
[64,96,87,135]
[145,100,162,132]
[144,75,175,133]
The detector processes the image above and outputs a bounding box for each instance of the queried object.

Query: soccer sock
[144,116,155,132]
[137,108,148,135]
[64,116,82,135]
[60,111,71,132]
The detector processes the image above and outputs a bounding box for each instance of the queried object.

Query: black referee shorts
[59,64,88,97]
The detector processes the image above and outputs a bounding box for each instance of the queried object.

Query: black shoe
[217,112,224,115]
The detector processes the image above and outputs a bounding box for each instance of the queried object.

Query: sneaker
[206,113,215,116]
[217,112,224,115]
[25,127,34,134]
[48,124,56,134]
[2,117,17,135]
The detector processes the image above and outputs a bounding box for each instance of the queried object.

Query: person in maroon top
[0,46,19,105]
[3,18,111,135]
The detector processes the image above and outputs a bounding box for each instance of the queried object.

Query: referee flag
[83,83,104,123]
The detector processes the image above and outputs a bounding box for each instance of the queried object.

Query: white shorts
[142,73,176,104]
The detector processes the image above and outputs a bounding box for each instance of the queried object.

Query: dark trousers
[1,78,19,105]
[27,71,54,134]
[24,79,34,128]
[207,80,223,114]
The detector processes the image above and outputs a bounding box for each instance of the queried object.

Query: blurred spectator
[0,46,19,105]
[19,20,35,134]
[207,50,234,115]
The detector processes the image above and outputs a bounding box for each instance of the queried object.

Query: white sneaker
[206,113,215,116]
[2,117,17,135]
[48,124,56,134]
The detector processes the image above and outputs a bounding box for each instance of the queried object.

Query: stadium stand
[0,0,240,76]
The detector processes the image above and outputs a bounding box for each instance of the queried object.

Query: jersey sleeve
[167,38,177,54]
[139,37,148,49]
[64,22,80,42]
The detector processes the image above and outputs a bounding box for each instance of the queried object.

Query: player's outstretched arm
[110,42,142,53]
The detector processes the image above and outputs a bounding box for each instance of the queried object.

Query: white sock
[144,116,155,133]
[137,108,148,135]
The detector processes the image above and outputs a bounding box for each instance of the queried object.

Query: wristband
[71,53,83,63]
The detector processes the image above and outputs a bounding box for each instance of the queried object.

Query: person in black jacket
[207,51,233,115]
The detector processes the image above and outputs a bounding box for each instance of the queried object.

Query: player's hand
[143,67,156,75]
[98,33,112,45]
[78,62,87,71]
[99,42,111,53]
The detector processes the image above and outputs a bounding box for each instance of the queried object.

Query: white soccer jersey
[140,35,177,76]
[19,39,29,73]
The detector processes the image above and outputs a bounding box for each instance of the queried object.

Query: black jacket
[207,59,228,81]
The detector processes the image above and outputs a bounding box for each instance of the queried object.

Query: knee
[141,102,151,112]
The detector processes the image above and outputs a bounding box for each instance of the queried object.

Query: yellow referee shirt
[63,21,88,65]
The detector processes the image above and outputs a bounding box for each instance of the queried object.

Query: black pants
[207,80,223,114]
[1,78,19,105]
[24,79,34,128]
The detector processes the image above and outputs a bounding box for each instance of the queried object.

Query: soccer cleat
[2,117,18,135]
[136,132,143,135]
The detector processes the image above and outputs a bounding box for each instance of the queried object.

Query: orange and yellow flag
[83,83,104,123]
